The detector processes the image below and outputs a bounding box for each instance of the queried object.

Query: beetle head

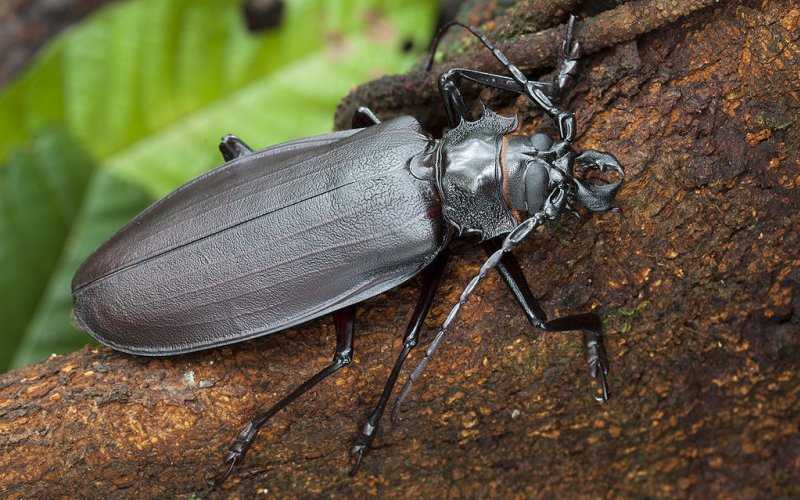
[504,133,624,216]
[504,133,568,216]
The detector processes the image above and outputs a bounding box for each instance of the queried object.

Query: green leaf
[0,128,95,369]
[0,0,437,371]
[10,169,152,367]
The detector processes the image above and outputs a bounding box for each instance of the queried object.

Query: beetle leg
[392,208,551,418]
[207,305,355,489]
[437,70,476,127]
[430,18,580,142]
[349,248,450,475]
[351,106,382,128]
[481,238,547,322]
[482,237,610,402]
[437,67,576,142]
[440,68,551,99]
[551,14,581,99]
[219,134,254,161]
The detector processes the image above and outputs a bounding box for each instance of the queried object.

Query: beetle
[70,16,623,486]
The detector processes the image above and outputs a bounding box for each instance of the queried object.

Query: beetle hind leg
[207,306,355,489]
[219,134,254,161]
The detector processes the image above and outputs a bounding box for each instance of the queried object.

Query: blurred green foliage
[0,0,437,371]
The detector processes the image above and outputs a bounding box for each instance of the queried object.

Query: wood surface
[1,0,798,497]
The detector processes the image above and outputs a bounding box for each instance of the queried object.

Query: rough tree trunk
[0,0,116,86]
[1,0,798,497]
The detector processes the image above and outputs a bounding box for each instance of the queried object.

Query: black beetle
[71,17,623,485]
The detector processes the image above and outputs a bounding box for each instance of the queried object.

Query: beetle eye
[529,133,553,151]
[523,160,550,214]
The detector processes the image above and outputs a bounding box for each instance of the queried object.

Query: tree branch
[334,0,723,131]
[2,0,798,496]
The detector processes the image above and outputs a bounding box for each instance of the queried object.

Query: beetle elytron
[71,16,624,485]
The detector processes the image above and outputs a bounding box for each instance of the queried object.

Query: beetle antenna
[423,21,494,71]
[424,21,461,70]
[392,200,559,422]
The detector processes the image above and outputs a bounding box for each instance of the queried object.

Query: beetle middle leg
[482,237,610,401]
[349,248,450,475]
[208,305,356,488]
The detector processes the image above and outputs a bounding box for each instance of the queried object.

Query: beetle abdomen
[72,117,445,355]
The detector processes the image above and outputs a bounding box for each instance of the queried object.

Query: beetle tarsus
[585,331,610,402]
[552,15,581,99]
[349,454,364,476]
[595,370,610,402]
[207,421,259,487]
[349,432,372,476]
[349,414,379,475]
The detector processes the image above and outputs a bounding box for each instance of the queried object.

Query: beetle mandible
[70,16,624,486]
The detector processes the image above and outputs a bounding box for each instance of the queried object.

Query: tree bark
[0,0,116,86]
[1,0,798,497]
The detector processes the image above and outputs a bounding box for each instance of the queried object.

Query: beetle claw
[206,454,239,489]
[348,420,377,475]
[560,15,580,61]
[593,367,610,402]
[349,445,366,476]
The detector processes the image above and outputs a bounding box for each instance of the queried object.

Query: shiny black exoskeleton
[70,16,623,486]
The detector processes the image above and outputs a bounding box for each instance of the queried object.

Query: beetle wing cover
[72,118,445,355]
[72,128,361,291]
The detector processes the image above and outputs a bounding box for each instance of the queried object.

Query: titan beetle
[71,17,623,486]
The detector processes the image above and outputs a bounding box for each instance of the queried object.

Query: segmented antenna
[392,199,562,422]
[392,19,582,419]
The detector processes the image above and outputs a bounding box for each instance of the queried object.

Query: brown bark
[334,0,723,132]
[0,0,116,86]
[1,0,798,497]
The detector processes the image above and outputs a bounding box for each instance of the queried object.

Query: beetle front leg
[219,134,254,161]
[436,67,576,141]
[349,248,450,474]
[430,18,580,141]
[207,305,355,488]
[544,314,609,402]
[482,238,610,401]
